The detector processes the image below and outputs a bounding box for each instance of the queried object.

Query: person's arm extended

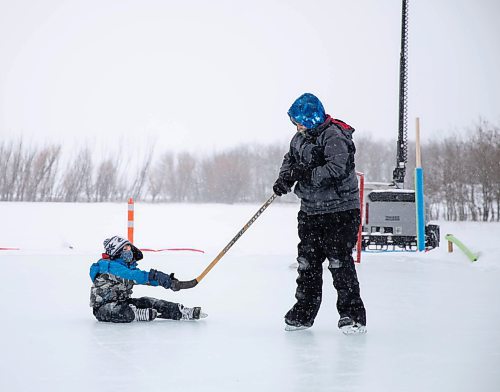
[105,261,158,286]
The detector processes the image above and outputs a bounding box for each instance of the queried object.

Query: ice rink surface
[1,202,499,391]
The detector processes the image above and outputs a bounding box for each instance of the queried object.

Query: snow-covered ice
[1,202,499,391]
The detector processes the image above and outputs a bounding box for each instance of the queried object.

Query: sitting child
[89,235,207,323]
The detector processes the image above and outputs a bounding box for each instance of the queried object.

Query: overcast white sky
[1,0,499,153]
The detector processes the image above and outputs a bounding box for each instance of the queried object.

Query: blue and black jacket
[89,255,161,307]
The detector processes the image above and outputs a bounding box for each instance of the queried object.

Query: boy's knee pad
[327,255,341,269]
[297,256,311,271]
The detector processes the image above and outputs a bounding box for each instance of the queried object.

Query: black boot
[338,316,366,335]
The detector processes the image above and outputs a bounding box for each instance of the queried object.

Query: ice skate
[284,319,312,332]
[338,316,367,335]
[285,324,311,332]
[132,306,158,322]
[179,304,207,320]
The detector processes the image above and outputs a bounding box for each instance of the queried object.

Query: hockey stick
[177,194,278,289]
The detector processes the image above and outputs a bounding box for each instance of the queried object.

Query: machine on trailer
[360,0,440,251]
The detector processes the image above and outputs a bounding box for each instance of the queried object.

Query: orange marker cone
[128,198,134,243]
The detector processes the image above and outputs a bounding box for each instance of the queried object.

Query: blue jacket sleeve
[90,259,159,286]
[108,262,150,284]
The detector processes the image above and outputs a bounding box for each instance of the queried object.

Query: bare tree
[148,160,165,202]
[58,147,93,202]
[0,141,14,200]
[1,120,499,219]
[173,152,197,202]
[94,160,118,202]
[249,144,285,201]
[421,140,444,221]
[199,147,252,203]
[129,144,155,201]
[355,135,393,183]
[149,151,176,202]
[0,140,35,201]
[470,121,499,221]
[22,145,61,201]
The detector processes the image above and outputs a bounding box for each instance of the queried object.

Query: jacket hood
[306,116,354,138]
[288,93,326,130]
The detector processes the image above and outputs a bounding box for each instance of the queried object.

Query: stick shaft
[195,194,278,283]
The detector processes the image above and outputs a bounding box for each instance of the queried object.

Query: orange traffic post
[128,198,134,243]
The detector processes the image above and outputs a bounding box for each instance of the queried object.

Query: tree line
[1,121,499,221]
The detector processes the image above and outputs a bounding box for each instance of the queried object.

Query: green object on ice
[445,234,479,262]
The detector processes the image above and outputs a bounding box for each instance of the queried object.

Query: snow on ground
[1,201,499,392]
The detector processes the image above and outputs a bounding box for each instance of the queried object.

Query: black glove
[310,145,326,167]
[273,177,292,196]
[169,273,181,291]
[148,269,172,289]
[289,164,312,183]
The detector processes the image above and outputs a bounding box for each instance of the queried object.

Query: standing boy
[273,93,366,334]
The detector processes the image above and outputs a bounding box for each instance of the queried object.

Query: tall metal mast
[392,0,409,188]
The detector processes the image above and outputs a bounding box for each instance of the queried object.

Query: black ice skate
[284,319,312,332]
[338,316,367,335]
[178,304,208,320]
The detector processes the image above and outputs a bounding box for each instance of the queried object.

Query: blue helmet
[287,93,326,129]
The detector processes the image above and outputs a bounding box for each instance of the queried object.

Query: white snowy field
[1,201,499,392]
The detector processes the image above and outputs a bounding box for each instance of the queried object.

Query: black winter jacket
[278,116,360,215]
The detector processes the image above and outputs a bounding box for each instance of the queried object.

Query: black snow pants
[93,297,183,323]
[285,209,366,327]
